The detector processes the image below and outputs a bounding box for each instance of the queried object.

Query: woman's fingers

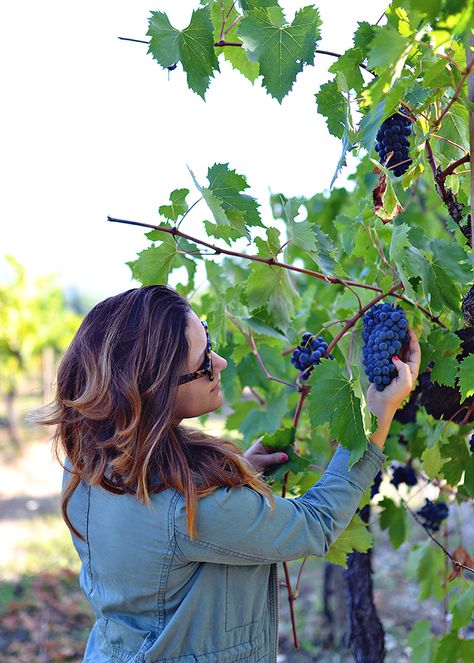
[405,327,421,383]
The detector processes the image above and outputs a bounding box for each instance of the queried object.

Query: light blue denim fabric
[66,440,385,662]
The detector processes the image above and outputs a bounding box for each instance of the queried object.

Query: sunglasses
[178,320,214,385]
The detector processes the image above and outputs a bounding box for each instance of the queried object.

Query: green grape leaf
[189,163,262,239]
[407,541,445,601]
[436,102,469,162]
[280,198,337,275]
[441,438,469,486]
[353,21,376,58]
[390,223,428,301]
[462,454,474,498]
[207,162,262,227]
[259,426,294,450]
[458,354,474,402]
[159,188,189,221]
[241,317,288,341]
[325,513,373,568]
[308,360,368,465]
[358,99,386,152]
[254,226,281,257]
[379,497,407,549]
[452,583,474,629]
[431,239,472,286]
[205,296,226,349]
[427,328,461,387]
[316,80,348,139]
[147,8,220,99]
[211,0,260,82]
[237,5,322,102]
[203,221,243,245]
[367,25,409,70]
[421,442,448,479]
[126,232,177,284]
[407,620,433,663]
[328,47,365,92]
[238,391,289,442]
[261,428,312,482]
[246,262,300,331]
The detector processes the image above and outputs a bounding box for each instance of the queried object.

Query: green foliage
[125,1,474,656]
[0,255,83,392]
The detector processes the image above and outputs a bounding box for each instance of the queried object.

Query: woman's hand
[366,326,421,422]
[243,437,289,472]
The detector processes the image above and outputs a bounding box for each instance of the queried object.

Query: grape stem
[107,216,446,326]
[280,385,311,648]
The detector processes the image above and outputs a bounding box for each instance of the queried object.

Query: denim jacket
[66,440,385,662]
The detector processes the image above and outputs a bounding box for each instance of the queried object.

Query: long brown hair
[27,285,274,540]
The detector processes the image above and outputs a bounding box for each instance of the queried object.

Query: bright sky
[1,1,388,301]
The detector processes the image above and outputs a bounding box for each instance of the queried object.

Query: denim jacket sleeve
[174,440,386,565]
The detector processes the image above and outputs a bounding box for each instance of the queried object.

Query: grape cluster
[375,108,412,177]
[416,499,449,532]
[371,470,383,498]
[291,332,334,380]
[390,464,417,488]
[362,303,410,392]
[469,433,474,453]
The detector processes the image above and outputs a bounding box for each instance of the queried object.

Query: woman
[29,284,420,663]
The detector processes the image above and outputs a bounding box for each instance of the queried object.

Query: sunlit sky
[1,1,388,302]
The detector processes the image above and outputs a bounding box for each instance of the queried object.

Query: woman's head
[29,284,270,540]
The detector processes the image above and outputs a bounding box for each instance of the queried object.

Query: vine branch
[108,216,446,326]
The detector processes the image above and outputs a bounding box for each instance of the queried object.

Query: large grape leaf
[457,354,474,402]
[308,360,369,465]
[126,229,198,290]
[211,0,259,82]
[407,620,433,663]
[366,24,410,71]
[328,47,365,93]
[427,328,462,388]
[421,441,449,479]
[390,223,428,301]
[315,80,348,139]
[353,21,376,58]
[407,541,445,601]
[246,262,300,331]
[189,163,263,240]
[260,426,312,482]
[440,436,470,487]
[452,584,474,630]
[279,197,338,275]
[126,233,177,284]
[435,102,469,162]
[147,8,220,99]
[325,513,373,568]
[237,5,322,102]
[379,497,407,549]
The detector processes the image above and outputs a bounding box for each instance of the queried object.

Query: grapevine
[111,1,474,659]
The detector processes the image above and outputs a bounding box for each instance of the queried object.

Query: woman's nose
[213,352,227,371]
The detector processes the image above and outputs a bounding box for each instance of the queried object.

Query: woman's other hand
[244,437,289,472]
[366,326,421,421]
